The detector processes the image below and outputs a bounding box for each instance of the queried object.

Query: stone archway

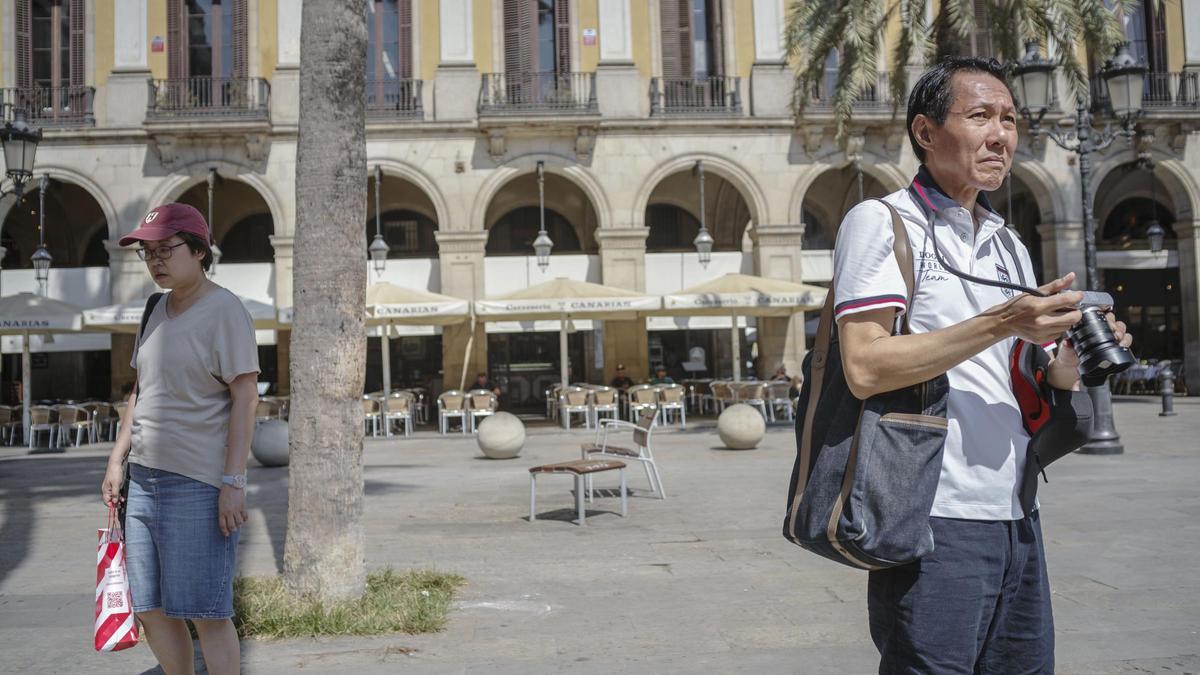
[1,177,110,269]
[484,172,600,255]
[796,165,889,250]
[176,178,276,263]
[366,171,440,259]
[643,169,752,253]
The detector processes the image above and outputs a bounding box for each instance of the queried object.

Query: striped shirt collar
[907,165,1001,225]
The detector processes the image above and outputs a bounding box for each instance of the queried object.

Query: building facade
[2,0,1199,408]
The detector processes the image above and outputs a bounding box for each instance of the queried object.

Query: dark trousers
[867,512,1054,675]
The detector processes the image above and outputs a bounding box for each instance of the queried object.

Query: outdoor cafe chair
[362,397,382,437]
[255,399,281,422]
[765,382,795,422]
[437,390,468,434]
[383,392,415,436]
[57,405,94,448]
[701,380,727,414]
[581,408,665,499]
[589,386,620,427]
[657,384,687,428]
[627,384,658,423]
[735,382,770,420]
[28,406,58,449]
[467,389,498,433]
[545,384,565,421]
[559,386,591,430]
[89,402,117,442]
[0,406,19,446]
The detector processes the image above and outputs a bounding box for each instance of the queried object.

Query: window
[503,0,570,74]
[660,0,724,79]
[168,0,247,80]
[15,0,84,91]
[367,0,412,81]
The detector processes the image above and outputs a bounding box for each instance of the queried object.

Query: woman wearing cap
[101,203,259,674]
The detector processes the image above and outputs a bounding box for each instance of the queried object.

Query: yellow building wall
[94,1,114,86]
[148,0,168,79]
[630,0,651,77]
[734,0,754,77]
[1167,0,1185,71]
[421,0,440,81]
[474,0,492,72]
[259,0,278,80]
[579,0,600,71]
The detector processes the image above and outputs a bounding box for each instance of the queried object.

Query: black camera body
[1066,291,1137,387]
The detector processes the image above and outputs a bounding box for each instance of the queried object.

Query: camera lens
[1067,307,1136,387]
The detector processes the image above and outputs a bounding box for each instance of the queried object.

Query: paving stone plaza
[1,397,1197,674]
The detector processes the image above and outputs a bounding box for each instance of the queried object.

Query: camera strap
[928,213,1045,298]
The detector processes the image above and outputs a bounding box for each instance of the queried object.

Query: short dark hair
[906,56,1013,163]
[177,231,214,271]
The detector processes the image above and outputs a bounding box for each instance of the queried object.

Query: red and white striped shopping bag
[95,506,139,652]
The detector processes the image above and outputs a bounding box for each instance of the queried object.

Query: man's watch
[221,474,246,489]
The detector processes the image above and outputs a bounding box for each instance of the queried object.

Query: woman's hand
[218,486,248,537]
[101,462,125,507]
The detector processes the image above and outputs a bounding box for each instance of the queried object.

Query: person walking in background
[101,203,260,675]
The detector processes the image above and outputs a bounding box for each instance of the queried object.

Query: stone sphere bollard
[717,403,766,450]
[476,412,526,459]
[251,419,290,467]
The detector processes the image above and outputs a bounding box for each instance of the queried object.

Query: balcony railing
[1090,71,1200,114]
[651,76,742,115]
[0,86,95,126]
[805,70,893,112]
[478,72,597,115]
[146,77,270,120]
[366,78,423,119]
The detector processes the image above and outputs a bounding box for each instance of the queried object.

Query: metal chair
[627,384,658,422]
[383,392,415,436]
[559,386,591,430]
[56,405,94,447]
[735,382,770,419]
[0,406,19,445]
[657,384,687,428]
[362,398,382,437]
[437,390,468,434]
[765,381,795,422]
[467,389,498,433]
[27,406,57,448]
[589,386,620,427]
[581,408,666,499]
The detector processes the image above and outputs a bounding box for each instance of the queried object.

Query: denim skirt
[125,463,239,619]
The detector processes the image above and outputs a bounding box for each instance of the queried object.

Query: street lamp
[533,161,553,270]
[369,164,389,276]
[31,174,52,293]
[1012,41,1147,455]
[1,107,43,192]
[206,168,222,274]
[692,161,713,267]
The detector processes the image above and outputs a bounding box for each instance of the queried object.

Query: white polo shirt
[832,167,1046,521]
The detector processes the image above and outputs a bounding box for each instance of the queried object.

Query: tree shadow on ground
[0,454,108,586]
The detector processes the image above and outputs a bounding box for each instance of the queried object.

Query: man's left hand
[218,485,248,537]
[1045,311,1133,390]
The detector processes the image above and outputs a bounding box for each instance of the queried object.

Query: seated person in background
[771,366,791,382]
[649,366,675,385]
[610,364,635,391]
[472,372,501,398]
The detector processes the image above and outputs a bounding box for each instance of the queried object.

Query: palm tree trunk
[284,0,368,603]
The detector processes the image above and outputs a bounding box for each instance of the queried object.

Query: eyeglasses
[136,242,188,261]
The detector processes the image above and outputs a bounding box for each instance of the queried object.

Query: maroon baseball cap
[119,203,213,247]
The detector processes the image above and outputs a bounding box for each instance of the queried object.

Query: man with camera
[832,57,1133,672]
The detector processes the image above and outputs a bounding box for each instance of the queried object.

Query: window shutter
[971,0,992,58]
[398,0,413,79]
[69,0,86,86]
[15,0,32,90]
[502,0,534,73]
[554,0,571,75]
[233,0,249,78]
[709,0,724,77]
[659,0,691,79]
[167,0,186,79]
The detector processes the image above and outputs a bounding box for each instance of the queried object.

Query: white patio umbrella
[657,273,827,381]
[0,293,87,444]
[474,278,661,392]
[83,295,283,332]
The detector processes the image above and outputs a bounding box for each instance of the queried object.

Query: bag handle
[787,199,915,531]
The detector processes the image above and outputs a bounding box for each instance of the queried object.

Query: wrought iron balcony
[651,76,742,115]
[366,78,423,119]
[0,86,95,126]
[804,70,893,112]
[146,77,270,120]
[1090,71,1200,114]
[478,72,597,115]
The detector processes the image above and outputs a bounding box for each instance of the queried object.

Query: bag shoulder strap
[996,226,1028,287]
[880,201,915,335]
[133,293,165,396]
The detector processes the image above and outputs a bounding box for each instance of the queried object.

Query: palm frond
[889,0,932,115]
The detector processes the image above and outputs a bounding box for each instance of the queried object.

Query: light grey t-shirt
[130,286,260,488]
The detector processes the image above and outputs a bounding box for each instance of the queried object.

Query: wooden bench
[529,459,627,526]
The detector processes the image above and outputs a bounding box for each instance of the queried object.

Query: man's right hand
[993,272,1084,345]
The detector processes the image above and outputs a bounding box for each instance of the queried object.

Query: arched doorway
[482,171,600,411]
[1,178,111,404]
[176,177,275,263]
[799,165,888,250]
[644,168,756,381]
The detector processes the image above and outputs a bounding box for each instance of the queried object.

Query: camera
[1066,292,1136,387]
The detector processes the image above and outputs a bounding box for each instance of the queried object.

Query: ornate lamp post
[532,161,553,271]
[369,165,389,276]
[1012,41,1147,455]
[1,107,43,193]
[206,168,223,274]
[31,174,52,294]
[692,161,713,267]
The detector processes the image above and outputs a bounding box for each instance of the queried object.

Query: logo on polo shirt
[996,264,1014,298]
